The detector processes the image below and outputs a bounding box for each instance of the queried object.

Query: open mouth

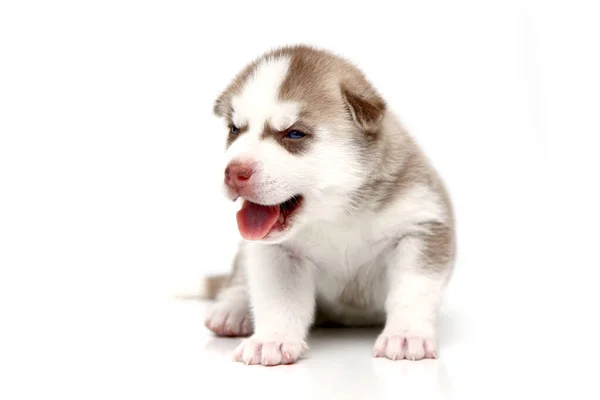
[236,195,303,240]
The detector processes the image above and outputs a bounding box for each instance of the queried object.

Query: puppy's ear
[213,61,258,118]
[213,93,227,117]
[341,84,386,134]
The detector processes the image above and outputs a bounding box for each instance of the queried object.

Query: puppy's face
[213,47,385,243]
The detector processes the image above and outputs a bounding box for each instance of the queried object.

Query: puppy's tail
[172,273,230,300]
[199,274,230,300]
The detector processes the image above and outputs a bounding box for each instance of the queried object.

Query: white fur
[373,235,450,360]
[234,243,314,365]
[231,56,294,129]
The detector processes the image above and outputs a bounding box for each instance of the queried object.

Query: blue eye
[230,125,240,135]
[286,130,306,139]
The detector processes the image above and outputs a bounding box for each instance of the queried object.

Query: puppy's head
[214,45,386,243]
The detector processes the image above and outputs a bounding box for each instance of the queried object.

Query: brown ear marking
[341,85,386,134]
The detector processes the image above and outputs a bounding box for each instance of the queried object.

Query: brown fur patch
[277,46,351,135]
[417,221,455,273]
[349,124,428,212]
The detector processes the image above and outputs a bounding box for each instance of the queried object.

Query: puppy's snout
[224,162,254,191]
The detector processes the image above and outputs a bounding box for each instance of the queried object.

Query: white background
[1,1,599,399]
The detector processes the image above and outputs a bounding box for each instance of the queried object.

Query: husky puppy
[203,45,455,365]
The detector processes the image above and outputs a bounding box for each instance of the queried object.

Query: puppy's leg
[373,222,454,361]
[234,244,315,366]
[204,249,253,337]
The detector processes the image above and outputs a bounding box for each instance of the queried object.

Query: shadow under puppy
[203,45,455,366]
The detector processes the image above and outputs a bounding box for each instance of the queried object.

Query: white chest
[285,218,399,324]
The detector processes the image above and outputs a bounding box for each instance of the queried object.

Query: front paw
[233,335,308,366]
[373,333,437,361]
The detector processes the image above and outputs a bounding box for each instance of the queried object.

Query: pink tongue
[236,200,280,240]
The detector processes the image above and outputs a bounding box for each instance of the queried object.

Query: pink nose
[224,162,254,191]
